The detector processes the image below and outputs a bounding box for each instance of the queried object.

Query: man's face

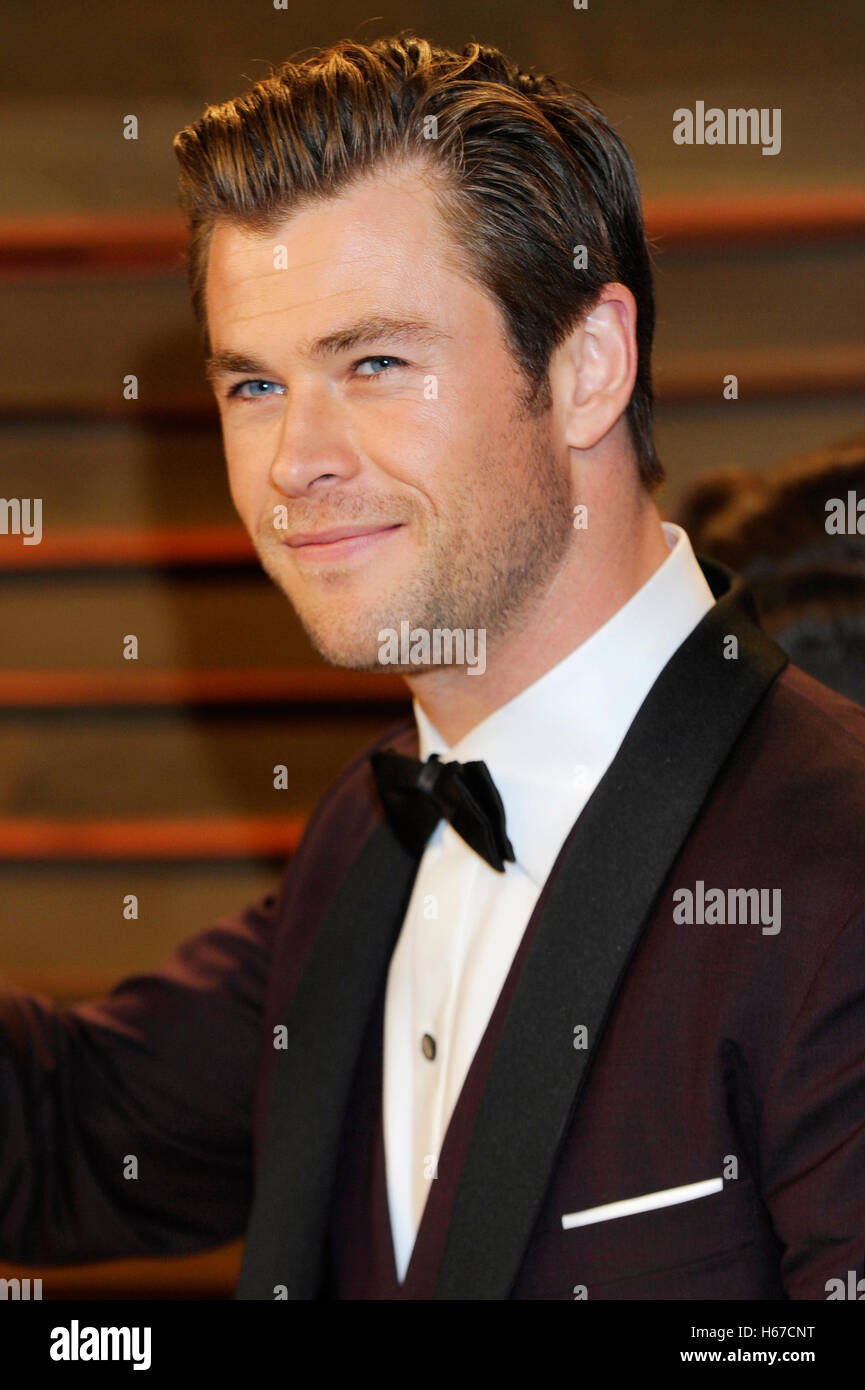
[205,162,574,671]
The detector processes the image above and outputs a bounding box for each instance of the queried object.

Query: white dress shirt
[382,522,716,1281]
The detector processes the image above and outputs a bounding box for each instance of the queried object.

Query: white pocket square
[561,1176,724,1230]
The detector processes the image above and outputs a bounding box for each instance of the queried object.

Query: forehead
[204,165,485,347]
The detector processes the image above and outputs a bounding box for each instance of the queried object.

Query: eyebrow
[204,314,450,382]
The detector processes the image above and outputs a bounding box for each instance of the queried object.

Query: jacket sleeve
[759,899,865,1299]
[0,891,279,1265]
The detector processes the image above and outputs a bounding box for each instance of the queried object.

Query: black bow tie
[370,749,516,872]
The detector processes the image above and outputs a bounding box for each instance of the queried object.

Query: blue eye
[354,356,406,377]
[228,379,285,399]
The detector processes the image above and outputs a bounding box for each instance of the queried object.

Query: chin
[309,637,390,672]
[298,615,390,671]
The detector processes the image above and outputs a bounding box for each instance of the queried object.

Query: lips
[280,521,405,564]
[284,523,402,548]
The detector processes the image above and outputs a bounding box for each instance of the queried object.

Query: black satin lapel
[434,564,788,1299]
[236,821,418,1299]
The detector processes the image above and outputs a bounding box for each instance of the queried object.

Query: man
[675,434,865,706]
[1,35,864,1300]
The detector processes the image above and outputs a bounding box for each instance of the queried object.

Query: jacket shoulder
[272,714,416,906]
[302,714,416,845]
[722,660,865,895]
[768,663,865,776]
[776,661,865,740]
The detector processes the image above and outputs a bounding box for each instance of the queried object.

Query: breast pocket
[515,1175,763,1299]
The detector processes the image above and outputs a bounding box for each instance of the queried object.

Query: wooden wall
[0,0,863,1297]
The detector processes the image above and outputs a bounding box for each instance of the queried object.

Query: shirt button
[421,1033,437,1061]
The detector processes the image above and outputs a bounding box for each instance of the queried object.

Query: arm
[760,900,865,1299]
[0,891,279,1265]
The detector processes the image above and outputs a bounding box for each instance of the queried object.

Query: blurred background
[0,0,863,1295]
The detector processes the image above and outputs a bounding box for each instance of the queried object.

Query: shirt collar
[413,523,716,887]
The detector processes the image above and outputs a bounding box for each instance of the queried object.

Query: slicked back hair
[173,34,663,490]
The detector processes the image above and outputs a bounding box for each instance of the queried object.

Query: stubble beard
[253,419,574,673]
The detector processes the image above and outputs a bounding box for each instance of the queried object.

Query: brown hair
[173,33,663,489]
[675,434,865,704]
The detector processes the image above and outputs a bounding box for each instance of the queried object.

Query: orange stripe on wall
[0,816,306,859]
[1,190,864,272]
[0,668,410,706]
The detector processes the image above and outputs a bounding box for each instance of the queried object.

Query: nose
[268,381,361,499]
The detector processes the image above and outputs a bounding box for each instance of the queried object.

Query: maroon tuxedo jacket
[1,559,864,1299]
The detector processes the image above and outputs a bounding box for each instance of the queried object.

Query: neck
[405,494,671,745]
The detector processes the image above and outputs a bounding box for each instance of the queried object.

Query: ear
[549,283,638,451]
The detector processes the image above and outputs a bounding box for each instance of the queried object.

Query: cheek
[224,460,261,533]
[221,430,264,514]
[397,407,506,523]
[355,404,447,493]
